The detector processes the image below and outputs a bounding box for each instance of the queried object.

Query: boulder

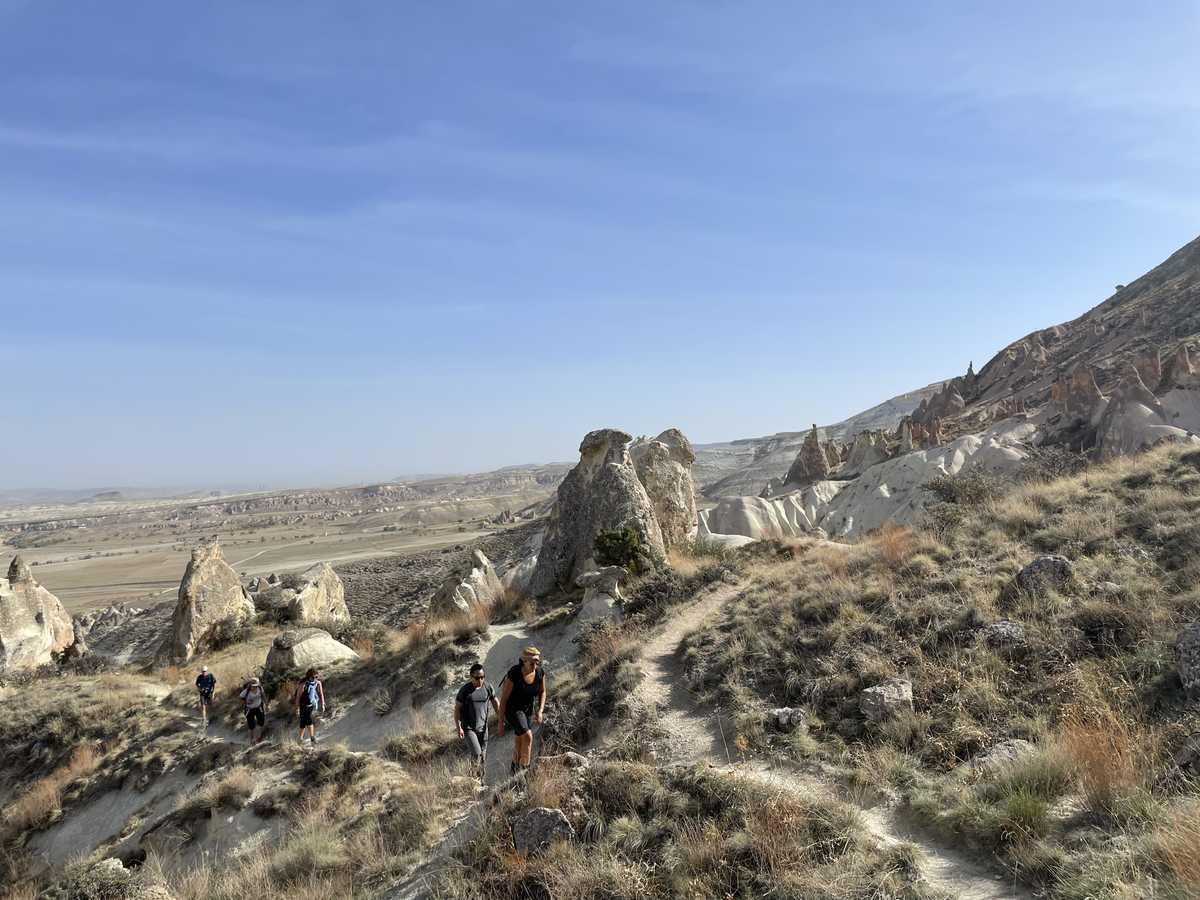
[528,429,665,597]
[970,739,1036,775]
[860,678,914,723]
[1176,623,1200,696]
[982,620,1027,648]
[1013,555,1074,596]
[286,562,350,627]
[167,541,256,661]
[630,428,699,553]
[511,806,575,855]
[264,628,359,675]
[429,550,503,619]
[768,707,808,732]
[575,566,625,625]
[0,555,75,671]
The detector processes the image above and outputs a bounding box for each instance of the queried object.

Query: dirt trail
[631,580,1033,900]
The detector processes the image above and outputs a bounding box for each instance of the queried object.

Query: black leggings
[246,707,265,729]
[506,708,534,736]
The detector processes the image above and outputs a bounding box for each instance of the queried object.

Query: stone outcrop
[1012,555,1074,596]
[630,428,698,553]
[0,555,75,671]
[783,425,831,486]
[264,628,359,674]
[1095,364,1196,460]
[511,807,574,855]
[575,566,625,624]
[286,562,350,627]
[167,540,256,661]
[1177,624,1200,696]
[860,678,914,722]
[429,550,503,618]
[528,429,664,597]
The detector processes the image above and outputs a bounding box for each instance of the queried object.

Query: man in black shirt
[195,665,216,726]
[454,662,499,780]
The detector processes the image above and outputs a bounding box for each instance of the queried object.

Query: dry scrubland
[5,446,1200,899]
[679,444,1200,898]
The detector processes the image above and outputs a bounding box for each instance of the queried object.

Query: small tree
[594,527,650,574]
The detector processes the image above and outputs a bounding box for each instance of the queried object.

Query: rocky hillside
[942,233,1200,435]
[693,382,945,499]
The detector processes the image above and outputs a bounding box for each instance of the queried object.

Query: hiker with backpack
[291,668,325,747]
[240,677,268,743]
[454,662,500,781]
[195,665,216,726]
[496,646,547,776]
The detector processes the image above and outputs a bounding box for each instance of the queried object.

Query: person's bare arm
[318,682,326,711]
[535,674,547,725]
[496,678,513,736]
[454,700,464,738]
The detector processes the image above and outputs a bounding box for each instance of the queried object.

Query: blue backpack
[303,679,320,708]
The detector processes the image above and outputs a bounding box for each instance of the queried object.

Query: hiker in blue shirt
[195,665,216,726]
[291,668,325,747]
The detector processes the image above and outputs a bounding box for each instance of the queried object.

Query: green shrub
[595,527,651,573]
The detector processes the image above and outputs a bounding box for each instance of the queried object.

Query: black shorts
[199,691,214,707]
[246,707,265,729]
[506,708,534,736]
[299,705,315,728]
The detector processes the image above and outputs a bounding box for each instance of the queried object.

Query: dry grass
[1156,800,1200,892]
[1059,705,1157,817]
[873,523,915,568]
[3,743,101,834]
[349,635,376,659]
[526,758,572,810]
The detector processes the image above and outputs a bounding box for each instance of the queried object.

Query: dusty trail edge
[633,580,1035,900]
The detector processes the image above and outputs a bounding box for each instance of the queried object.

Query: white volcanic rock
[264,628,358,674]
[1095,364,1198,460]
[528,429,665,597]
[841,430,891,477]
[575,566,625,625]
[0,556,75,671]
[167,540,256,661]
[703,420,1035,541]
[631,428,699,553]
[429,550,504,619]
[286,562,350,627]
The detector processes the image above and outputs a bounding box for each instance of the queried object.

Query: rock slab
[264,628,359,674]
[511,806,574,855]
[860,678,914,722]
[630,428,699,553]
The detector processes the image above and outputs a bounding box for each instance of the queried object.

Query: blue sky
[3,1,1198,489]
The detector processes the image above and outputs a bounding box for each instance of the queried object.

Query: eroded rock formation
[264,627,359,674]
[167,540,256,661]
[286,562,350,627]
[528,429,665,597]
[783,425,832,486]
[631,427,699,552]
[0,555,74,671]
[429,550,504,618]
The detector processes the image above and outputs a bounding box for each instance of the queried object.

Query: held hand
[457,725,465,739]
[534,711,543,726]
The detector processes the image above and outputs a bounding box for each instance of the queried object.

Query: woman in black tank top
[497,646,547,775]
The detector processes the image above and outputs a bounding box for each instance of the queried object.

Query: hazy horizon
[5,2,1198,489]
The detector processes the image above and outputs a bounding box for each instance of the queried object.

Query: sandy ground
[16,523,494,613]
